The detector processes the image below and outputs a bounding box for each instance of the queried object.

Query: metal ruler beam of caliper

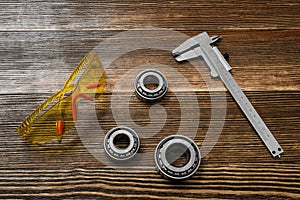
[172,32,283,158]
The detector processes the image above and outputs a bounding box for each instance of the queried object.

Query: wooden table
[0,0,299,199]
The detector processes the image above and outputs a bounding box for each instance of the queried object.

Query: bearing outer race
[108,130,134,154]
[154,135,201,181]
[104,126,140,161]
[134,70,168,102]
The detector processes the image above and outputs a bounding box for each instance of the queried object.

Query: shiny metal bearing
[154,135,201,181]
[134,69,168,103]
[104,126,140,161]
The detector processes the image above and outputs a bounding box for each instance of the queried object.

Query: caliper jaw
[172,32,231,78]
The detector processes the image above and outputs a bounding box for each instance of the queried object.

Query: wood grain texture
[0,0,299,199]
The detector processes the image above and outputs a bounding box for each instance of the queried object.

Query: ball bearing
[154,135,201,181]
[134,69,168,103]
[104,126,140,161]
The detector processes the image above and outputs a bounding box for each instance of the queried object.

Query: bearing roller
[134,69,168,103]
[104,126,140,161]
[154,135,201,181]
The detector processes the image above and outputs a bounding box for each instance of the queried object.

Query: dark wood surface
[0,0,299,199]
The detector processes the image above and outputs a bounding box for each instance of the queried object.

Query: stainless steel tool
[172,32,283,158]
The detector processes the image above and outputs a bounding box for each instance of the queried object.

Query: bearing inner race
[134,70,168,102]
[104,126,140,161]
[154,135,201,181]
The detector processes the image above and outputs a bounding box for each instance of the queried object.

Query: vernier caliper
[172,32,283,158]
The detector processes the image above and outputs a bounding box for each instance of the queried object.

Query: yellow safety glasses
[17,52,106,144]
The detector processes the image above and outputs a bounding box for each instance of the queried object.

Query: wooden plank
[0,0,299,31]
[0,30,299,94]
